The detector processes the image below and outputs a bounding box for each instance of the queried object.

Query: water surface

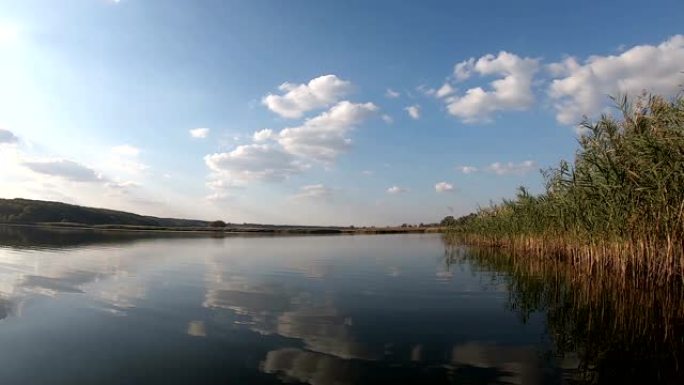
[0,226,680,384]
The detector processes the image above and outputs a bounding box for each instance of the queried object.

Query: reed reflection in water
[443,236,684,384]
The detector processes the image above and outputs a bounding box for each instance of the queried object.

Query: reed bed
[449,94,684,283]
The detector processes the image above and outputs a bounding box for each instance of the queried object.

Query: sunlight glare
[0,22,19,45]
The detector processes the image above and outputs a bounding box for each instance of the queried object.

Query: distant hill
[0,198,208,228]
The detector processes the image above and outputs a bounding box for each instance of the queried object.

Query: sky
[0,0,683,226]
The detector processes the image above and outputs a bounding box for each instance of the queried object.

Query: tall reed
[449,94,684,282]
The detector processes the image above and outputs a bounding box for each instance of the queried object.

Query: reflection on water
[444,243,684,384]
[0,224,212,250]
[0,225,680,384]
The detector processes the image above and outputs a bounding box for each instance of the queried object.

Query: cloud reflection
[0,232,156,315]
[201,253,553,385]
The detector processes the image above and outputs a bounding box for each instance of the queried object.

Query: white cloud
[111,144,140,157]
[457,166,478,174]
[291,184,333,201]
[0,128,18,144]
[23,159,103,182]
[262,74,353,119]
[203,99,376,191]
[105,180,139,190]
[417,85,435,96]
[454,58,475,81]
[108,145,148,174]
[206,178,243,190]
[435,83,455,98]
[435,182,454,193]
[446,52,539,123]
[204,178,244,202]
[110,159,149,174]
[549,35,684,124]
[361,170,373,176]
[386,186,407,194]
[385,88,400,98]
[487,160,536,176]
[253,128,276,142]
[381,114,393,124]
[278,101,378,162]
[405,105,420,119]
[190,127,210,139]
[206,192,231,202]
[105,180,140,195]
[204,144,307,183]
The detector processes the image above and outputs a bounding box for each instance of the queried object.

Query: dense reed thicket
[450,94,684,281]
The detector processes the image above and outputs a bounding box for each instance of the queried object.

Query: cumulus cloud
[204,144,307,183]
[189,128,210,139]
[435,83,455,98]
[262,75,353,119]
[0,128,18,144]
[381,114,393,124]
[457,166,478,174]
[23,159,102,182]
[454,58,475,81]
[253,128,276,142]
[385,89,400,98]
[549,35,684,124]
[278,101,378,162]
[421,83,457,98]
[435,182,454,193]
[487,160,536,175]
[206,77,377,191]
[405,105,421,119]
[203,99,376,192]
[291,184,333,201]
[386,186,407,194]
[446,52,539,123]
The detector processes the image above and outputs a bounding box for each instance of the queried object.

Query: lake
[0,225,681,384]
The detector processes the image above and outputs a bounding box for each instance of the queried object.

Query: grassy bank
[448,94,684,282]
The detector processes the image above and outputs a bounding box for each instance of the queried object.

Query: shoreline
[0,222,444,236]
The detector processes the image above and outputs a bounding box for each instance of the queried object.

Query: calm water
[0,226,681,385]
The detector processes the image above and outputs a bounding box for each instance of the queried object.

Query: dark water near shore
[0,225,681,384]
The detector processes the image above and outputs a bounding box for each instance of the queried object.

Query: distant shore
[0,198,443,236]
[0,222,444,236]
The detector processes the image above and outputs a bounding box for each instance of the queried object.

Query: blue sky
[0,0,683,225]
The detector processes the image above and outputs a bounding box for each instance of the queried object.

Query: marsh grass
[450,94,684,283]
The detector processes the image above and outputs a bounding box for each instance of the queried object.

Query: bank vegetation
[448,94,684,282]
